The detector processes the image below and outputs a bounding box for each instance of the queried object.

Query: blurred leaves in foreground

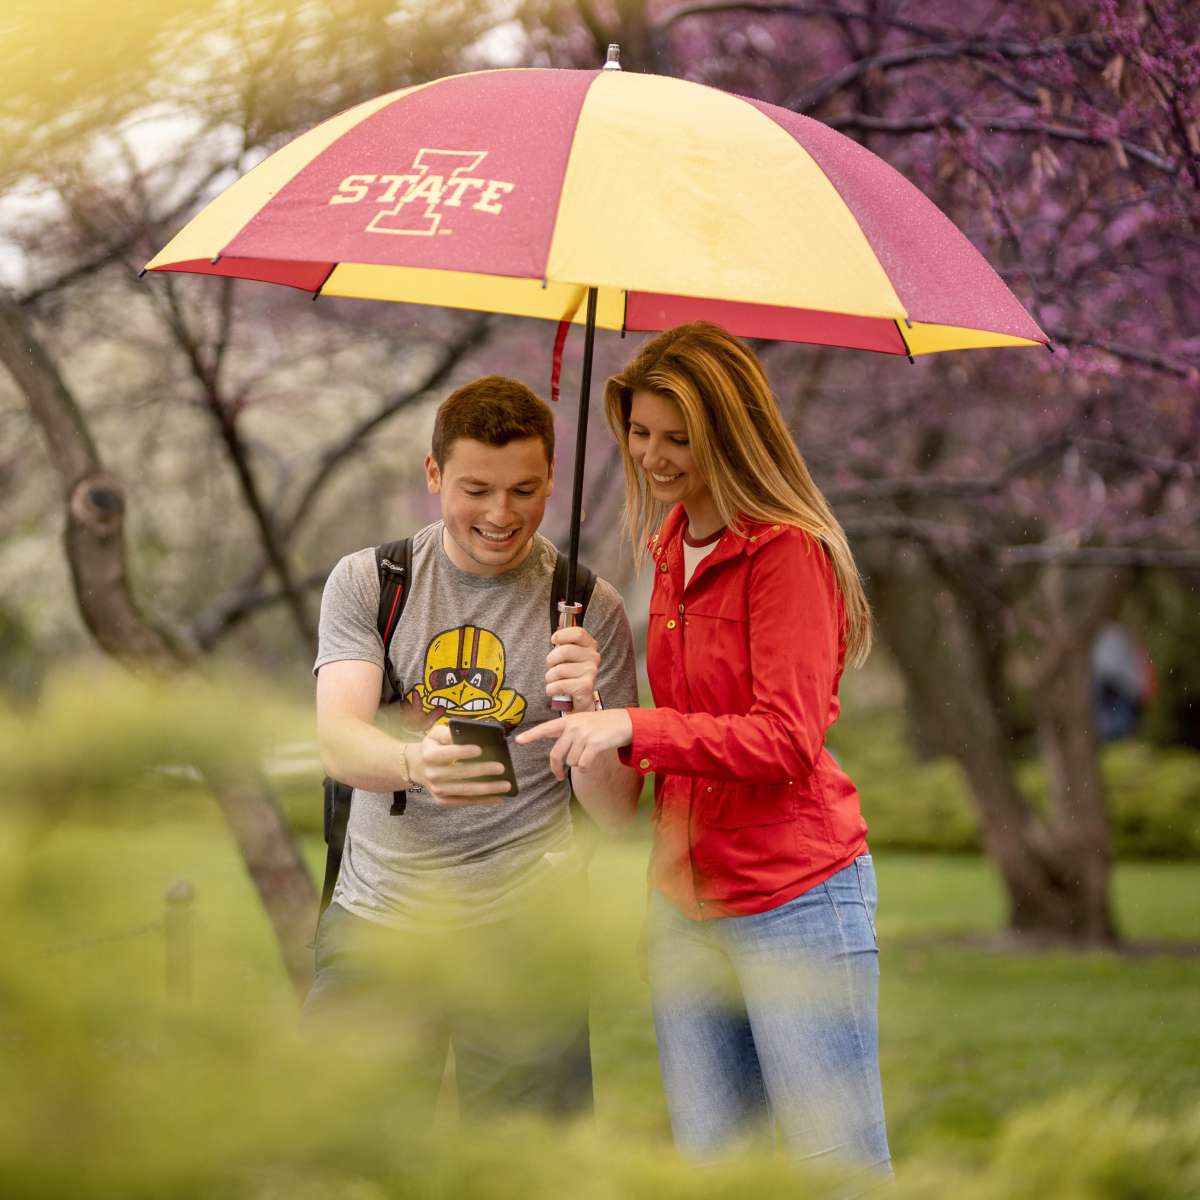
[1,673,1198,1197]
[0,666,309,823]
[3,881,1199,1199]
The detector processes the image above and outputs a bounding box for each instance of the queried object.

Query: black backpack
[318,538,598,917]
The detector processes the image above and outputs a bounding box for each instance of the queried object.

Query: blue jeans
[648,856,891,1184]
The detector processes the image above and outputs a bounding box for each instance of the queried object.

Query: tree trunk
[202,766,320,993]
[1026,564,1129,944]
[1029,644,1117,943]
[0,287,317,997]
[864,541,1119,945]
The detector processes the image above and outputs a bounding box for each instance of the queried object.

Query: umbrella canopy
[145,66,1046,357]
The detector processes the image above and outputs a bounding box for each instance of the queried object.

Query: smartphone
[447,717,518,797]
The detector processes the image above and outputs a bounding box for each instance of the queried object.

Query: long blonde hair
[603,322,872,665]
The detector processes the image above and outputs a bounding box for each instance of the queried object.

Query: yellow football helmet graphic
[405,625,526,729]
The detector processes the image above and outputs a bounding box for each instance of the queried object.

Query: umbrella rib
[894,320,916,364]
[311,264,338,302]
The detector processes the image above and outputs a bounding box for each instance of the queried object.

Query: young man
[308,375,640,1119]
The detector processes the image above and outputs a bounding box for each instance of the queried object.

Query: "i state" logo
[327,149,516,237]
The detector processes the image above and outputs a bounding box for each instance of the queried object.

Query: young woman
[518,322,890,1183]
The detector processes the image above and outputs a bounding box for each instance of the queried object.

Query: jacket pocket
[691,782,798,905]
[703,780,796,829]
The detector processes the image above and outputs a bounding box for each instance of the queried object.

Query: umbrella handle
[550,601,585,712]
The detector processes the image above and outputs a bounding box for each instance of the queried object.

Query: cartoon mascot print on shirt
[405,625,526,730]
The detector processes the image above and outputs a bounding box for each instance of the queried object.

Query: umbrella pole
[564,287,598,607]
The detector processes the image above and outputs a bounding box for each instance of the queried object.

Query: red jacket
[621,505,869,920]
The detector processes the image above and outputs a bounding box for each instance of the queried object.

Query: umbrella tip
[604,44,622,71]
[137,268,147,279]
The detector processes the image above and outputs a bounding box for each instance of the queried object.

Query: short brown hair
[431,376,555,469]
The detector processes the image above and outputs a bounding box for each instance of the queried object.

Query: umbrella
[144,49,1048,605]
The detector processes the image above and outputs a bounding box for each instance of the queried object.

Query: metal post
[164,879,195,1005]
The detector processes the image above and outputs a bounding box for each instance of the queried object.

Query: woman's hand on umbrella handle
[516,709,634,779]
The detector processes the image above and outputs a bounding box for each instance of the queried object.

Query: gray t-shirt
[314,521,638,930]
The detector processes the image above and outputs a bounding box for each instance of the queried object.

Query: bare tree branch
[655,1,956,41]
[152,273,317,647]
[16,161,231,307]
[192,572,329,651]
[1004,545,1200,567]
[789,34,1107,114]
[1069,436,1200,479]
[825,112,1178,174]
[827,435,1069,503]
[846,515,1200,568]
[829,435,1197,505]
[1144,0,1200,191]
[1046,328,1199,380]
[279,314,494,542]
[187,315,494,651]
[967,139,1050,319]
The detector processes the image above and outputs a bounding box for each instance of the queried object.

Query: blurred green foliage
[5,822,1199,1197]
[2,672,1198,1197]
[1,0,495,188]
[831,713,1200,859]
[1020,742,1200,860]
[0,667,310,820]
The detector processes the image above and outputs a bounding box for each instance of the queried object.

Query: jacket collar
[649,505,789,582]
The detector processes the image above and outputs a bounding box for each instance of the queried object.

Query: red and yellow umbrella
[147,61,1044,355]
[145,56,1047,595]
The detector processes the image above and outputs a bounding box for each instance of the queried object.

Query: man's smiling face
[425,436,554,576]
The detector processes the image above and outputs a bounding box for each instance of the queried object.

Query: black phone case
[447,718,518,796]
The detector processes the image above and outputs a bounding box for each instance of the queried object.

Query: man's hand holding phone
[407,722,514,806]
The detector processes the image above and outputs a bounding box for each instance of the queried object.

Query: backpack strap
[376,538,413,705]
[319,776,354,917]
[374,538,413,818]
[318,537,413,921]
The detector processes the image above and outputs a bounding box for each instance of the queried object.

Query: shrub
[832,714,1200,859]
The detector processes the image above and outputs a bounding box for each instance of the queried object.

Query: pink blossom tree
[528,0,1200,943]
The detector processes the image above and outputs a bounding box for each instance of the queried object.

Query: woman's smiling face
[627,389,712,513]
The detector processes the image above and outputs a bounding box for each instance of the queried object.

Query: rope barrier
[34,880,195,1004]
